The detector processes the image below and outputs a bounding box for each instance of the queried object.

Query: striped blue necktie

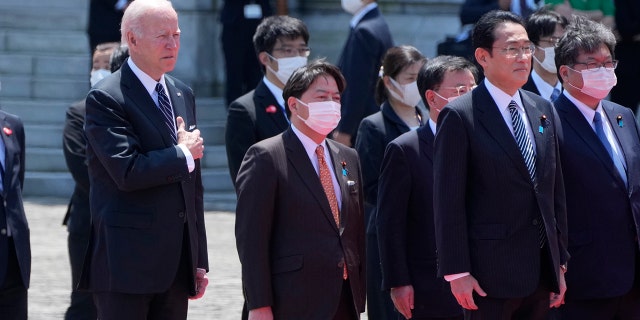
[155,83,177,144]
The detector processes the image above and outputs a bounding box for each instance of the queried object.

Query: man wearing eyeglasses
[434,10,568,319]
[225,15,310,185]
[523,8,568,101]
[554,16,640,319]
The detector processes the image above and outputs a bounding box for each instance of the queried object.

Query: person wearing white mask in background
[354,45,426,320]
[332,0,393,148]
[522,8,568,101]
[89,42,119,87]
[225,15,310,185]
[235,60,366,320]
[554,15,640,320]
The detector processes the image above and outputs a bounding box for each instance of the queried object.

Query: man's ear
[475,47,489,67]
[287,96,298,115]
[558,65,570,82]
[258,52,272,67]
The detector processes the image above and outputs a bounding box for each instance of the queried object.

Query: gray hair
[120,0,176,44]
[555,15,616,70]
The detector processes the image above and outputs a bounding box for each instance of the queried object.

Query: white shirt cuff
[444,272,471,282]
[178,144,195,173]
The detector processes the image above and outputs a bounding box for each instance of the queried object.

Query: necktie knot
[315,145,325,158]
[551,88,561,101]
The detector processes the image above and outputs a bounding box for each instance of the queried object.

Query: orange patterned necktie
[315,145,347,279]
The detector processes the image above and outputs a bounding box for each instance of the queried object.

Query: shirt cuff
[444,272,471,282]
[178,144,195,173]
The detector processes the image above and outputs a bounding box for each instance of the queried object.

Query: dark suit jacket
[434,82,568,298]
[219,0,272,25]
[522,75,541,96]
[355,102,421,233]
[459,0,501,25]
[79,61,208,295]
[614,0,640,41]
[336,7,393,140]
[225,80,289,184]
[235,128,366,319]
[88,0,129,49]
[377,126,462,318]
[555,95,640,300]
[62,101,90,235]
[0,110,28,289]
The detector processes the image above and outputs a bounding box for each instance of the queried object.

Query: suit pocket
[470,224,507,240]
[271,254,303,275]
[105,211,153,229]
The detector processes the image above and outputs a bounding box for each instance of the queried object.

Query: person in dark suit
[553,16,640,319]
[377,55,478,320]
[332,0,393,147]
[235,60,365,320]
[79,1,208,318]
[354,45,426,320]
[62,43,129,320]
[87,0,132,53]
[434,10,569,319]
[460,0,542,25]
[0,106,28,319]
[225,15,310,185]
[219,0,273,106]
[610,0,640,114]
[522,8,567,101]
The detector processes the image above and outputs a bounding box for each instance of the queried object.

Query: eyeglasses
[571,60,618,70]
[437,85,477,96]
[271,46,311,58]
[493,44,535,58]
[537,37,561,46]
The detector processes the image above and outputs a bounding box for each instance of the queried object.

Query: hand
[549,267,567,308]
[449,275,487,310]
[189,268,208,300]
[248,306,273,320]
[331,131,352,147]
[176,116,204,159]
[390,285,414,319]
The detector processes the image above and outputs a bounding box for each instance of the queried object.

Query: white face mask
[388,78,422,107]
[90,69,111,87]
[534,46,557,73]
[341,0,365,15]
[567,66,617,100]
[267,54,308,86]
[296,99,342,135]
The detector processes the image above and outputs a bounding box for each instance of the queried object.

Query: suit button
[0,228,6,235]
[532,219,539,226]
[338,261,344,268]
[178,212,185,218]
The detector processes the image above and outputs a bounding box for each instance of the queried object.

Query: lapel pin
[3,127,12,136]
[617,115,623,128]
[177,92,182,97]
[265,105,277,114]
[538,114,547,134]
[341,161,348,176]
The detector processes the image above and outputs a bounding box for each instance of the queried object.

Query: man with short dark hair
[235,60,366,319]
[225,15,310,184]
[377,55,477,320]
[554,16,640,319]
[434,10,568,319]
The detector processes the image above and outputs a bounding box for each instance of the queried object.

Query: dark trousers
[221,20,263,107]
[610,39,640,114]
[464,249,553,320]
[366,232,396,320]
[334,280,359,320]
[0,238,28,320]
[93,227,191,320]
[65,232,97,320]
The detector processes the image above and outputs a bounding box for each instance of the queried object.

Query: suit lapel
[283,130,340,232]
[520,91,548,184]
[165,76,188,127]
[475,84,532,182]
[255,81,289,131]
[603,102,631,189]
[0,115,11,196]
[327,140,348,235]
[418,126,434,163]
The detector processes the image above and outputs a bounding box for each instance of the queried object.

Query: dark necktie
[508,101,546,247]
[155,83,177,143]
[550,88,561,102]
[315,145,347,280]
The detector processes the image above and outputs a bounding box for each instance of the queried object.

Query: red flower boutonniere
[3,127,12,136]
[265,105,277,114]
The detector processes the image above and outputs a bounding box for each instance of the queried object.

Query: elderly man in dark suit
[0,106,28,319]
[332,0,393,147]
[554,16,640,319]
[225,15,310,185]
[235,60,366,320]
[434,10,568,319]
[377,55,478,320]
[79,0,208,318]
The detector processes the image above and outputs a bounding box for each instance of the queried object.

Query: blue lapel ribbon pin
[341,161,348,176]
[617,115,623,128]
[538,115,547,134]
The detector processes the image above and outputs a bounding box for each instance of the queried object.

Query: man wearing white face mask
[332,0,393,147]
[235,60,366,320]
[554,16,640,319]
[226,15,310,185]
[523,8,567,101]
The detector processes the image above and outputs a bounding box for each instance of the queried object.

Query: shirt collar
[350,2,377,28]
[428,118,437,135]
[291,123,327,161]
[530,69,561,101]
[262,76,285,108]
[484,77,524,112]
[563,90,604,125]
[127,58,167,98]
